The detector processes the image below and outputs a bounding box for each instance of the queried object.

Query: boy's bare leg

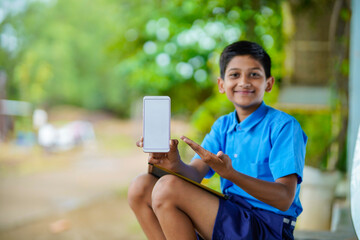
[128,173,166,240]
[152,174,220,240]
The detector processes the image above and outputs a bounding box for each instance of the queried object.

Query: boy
[128,40,307,240]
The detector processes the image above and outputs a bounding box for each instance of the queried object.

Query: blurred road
[0,149,146,230]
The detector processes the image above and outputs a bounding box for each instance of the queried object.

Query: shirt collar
[228,102,269,133]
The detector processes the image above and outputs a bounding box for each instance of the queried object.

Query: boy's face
[217,55,274,113]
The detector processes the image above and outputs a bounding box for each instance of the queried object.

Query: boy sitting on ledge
[128,40,307,240]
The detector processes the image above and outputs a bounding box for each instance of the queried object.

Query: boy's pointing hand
[181,136,234,178]
[215,151,234,177]
[180,136,222,163]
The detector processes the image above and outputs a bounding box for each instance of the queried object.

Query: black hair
[219,40,271,79]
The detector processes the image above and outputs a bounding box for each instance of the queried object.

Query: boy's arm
[225,169,297,212]
[181,136,297,212]
[175,158,211,183]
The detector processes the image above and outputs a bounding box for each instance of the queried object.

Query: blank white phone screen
[143,96,171,152]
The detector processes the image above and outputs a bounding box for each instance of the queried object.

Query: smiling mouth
[234,90,255,94]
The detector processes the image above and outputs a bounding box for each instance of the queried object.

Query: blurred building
[278,1,358,234]
[279,1,340,108]
[0,70,12,141]
[0,70,33,142]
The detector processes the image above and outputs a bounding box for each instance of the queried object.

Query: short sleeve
[192,119,223,178]
[269,119,307,183]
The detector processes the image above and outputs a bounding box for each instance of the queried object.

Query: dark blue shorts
[199,194,296,240]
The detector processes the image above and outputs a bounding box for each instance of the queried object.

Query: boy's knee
[127,173,156,208]
[151,175,182,211]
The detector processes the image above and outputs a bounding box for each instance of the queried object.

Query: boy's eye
[229,73,240,78]
[250,72,261,78]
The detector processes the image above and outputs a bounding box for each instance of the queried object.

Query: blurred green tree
[2,0,129,113]
[1,0,283,119]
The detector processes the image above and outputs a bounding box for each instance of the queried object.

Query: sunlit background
[0,0,359,239]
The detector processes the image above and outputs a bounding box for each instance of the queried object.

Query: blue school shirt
[193,102,307,218]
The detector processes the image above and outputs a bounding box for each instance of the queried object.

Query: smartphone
[142,96,171,152]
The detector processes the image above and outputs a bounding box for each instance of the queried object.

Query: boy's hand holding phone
[136,137,182,172]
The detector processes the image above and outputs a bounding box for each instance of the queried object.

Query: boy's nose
[237,76,250,87]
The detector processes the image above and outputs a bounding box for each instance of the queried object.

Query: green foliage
[2,0,132,115]
[191,91,233,141]
[287,109,333,170]
[1,0,284,119]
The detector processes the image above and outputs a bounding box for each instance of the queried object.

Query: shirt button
[234,154,238,158]
[237,126,241,131]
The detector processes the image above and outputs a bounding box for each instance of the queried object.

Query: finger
[180,136,208,157]
[136,137,144,148]
[151,153,165,159]
[169,139,179,150]
[148,156,163,165]
[216,151,226,163]
[216,151,224,158]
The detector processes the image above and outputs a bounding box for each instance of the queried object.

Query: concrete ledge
[294,230,357,240]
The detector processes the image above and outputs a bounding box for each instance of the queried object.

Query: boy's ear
[217,77,225,94]
[265,76,275,92]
